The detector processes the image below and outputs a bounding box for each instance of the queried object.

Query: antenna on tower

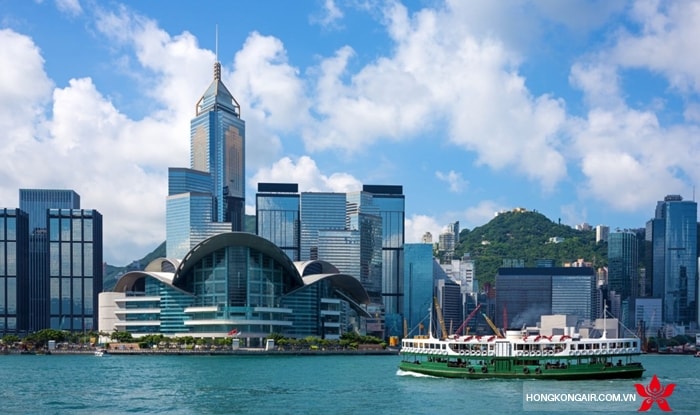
[215,24,219,62]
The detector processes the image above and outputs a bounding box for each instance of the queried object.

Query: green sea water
[0,353,697,414]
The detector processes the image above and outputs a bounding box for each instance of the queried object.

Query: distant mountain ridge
[454,210,608,287]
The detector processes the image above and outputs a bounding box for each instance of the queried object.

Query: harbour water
[0,353,697,414]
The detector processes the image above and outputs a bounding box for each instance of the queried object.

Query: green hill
[453,210,608,287]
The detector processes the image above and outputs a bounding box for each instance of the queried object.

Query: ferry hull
[399,359,644,380]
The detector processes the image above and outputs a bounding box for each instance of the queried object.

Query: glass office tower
[19,189,80,331]
[403,243,433,336]
[256,183,300,261]
[362,185,404,316]
[608,231,639,326]
[48,209,103,331]
[191,61,245,230]
[0,209,28,334]
[167,61,245,257]
[647,195,698,325]
[299,192,346,261]
[663,197,697,324]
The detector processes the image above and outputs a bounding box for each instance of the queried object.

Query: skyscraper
[167,60,246,258]
[0,209,28,334]
[47,208,103,331]
[403,243,434,335]
[19,189,80,331]
[646,195,698,325]
[362,185,405,316]
[256,183,300,261]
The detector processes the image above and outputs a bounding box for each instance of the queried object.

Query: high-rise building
[47,208,103,331]
[646,195,698,325]
[0,209,29,334]
[596,225,609,243]
[360,185,404,313]
[403,243,433,336]
[19,189,80,331]
[608,232,638,300]
[255,183,300,261]
[299,192,346,261]
[166,60,245,258]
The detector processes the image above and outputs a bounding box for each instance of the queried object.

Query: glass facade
[256,184,300,261]
[48,209,103,332]
[299,193,346,260]
[663,199,697,324]
[495,270,552,328]
[166,192,231,259]
[0,209,28,334]
[608,231,639,328]
[646,217,665,299]
[19,189,81,332]
[363,185,405,316]
[104,233,370,344]
[647,195,698,324]
[551,273,596,321]
[167,61,245,258]
[190,62,245,231]
[403,243,434,336]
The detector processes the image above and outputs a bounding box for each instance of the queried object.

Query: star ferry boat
[399,329,645,380]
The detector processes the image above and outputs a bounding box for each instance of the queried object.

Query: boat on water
[399,329,645,380]
[94,349,107,357]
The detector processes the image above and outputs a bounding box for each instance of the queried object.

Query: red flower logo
[634,374,675,411]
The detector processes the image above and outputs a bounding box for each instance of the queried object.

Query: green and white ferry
[399,329,645,380]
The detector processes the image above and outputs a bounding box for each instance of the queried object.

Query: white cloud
[311,0,344,28]
[404,214,442,244]
[250,156,362,193]
[612,0,700,94]
[460,200,506,230]
[55,0,82,16]
[0,28,53,204]
[435,170,467,193]
[302,1,569,191]
[566,1,700,212]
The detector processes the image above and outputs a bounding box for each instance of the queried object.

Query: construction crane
[482,313,504,338]
[434,296,448,339]
[455,304,482,336]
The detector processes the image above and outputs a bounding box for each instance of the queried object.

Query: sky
[2,0,700,266]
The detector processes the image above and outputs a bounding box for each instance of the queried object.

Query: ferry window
[625,342,630,348]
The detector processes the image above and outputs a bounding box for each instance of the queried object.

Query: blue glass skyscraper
[167,61,246,258]
[363,185,405,315]
[48,208,103,331]
[255,183,300,261]
[647,195,698,325]
[0,209,28,334]
[19,189,80,331]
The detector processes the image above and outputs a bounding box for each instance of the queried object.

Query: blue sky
[2,0,700,265]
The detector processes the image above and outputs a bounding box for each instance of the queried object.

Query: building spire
[214,62,221,81]
[214,24,221,81]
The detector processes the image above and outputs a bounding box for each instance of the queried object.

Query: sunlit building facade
[99,233,370,344]
[167,60,245,258]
